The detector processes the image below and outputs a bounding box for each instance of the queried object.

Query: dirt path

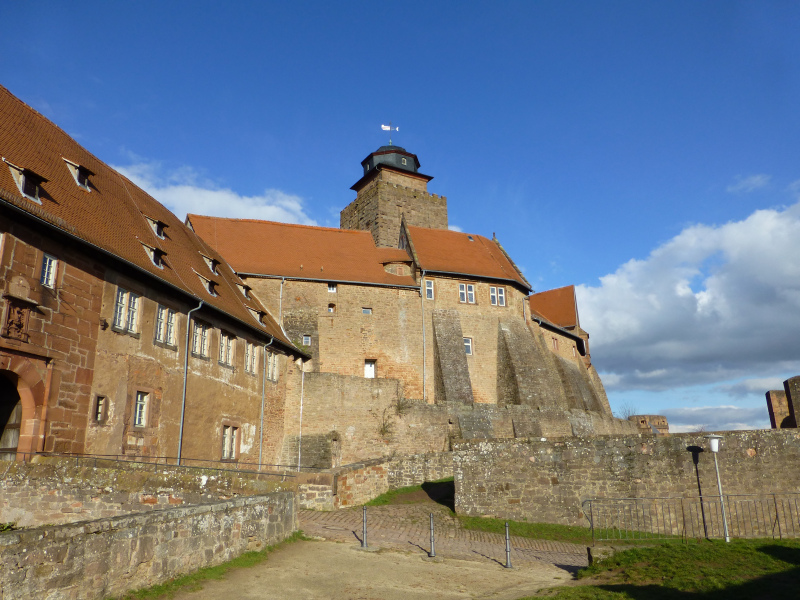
[169,539,573,600]
[168,502,588,599]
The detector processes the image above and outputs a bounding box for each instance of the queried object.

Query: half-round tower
[340,145,448,247]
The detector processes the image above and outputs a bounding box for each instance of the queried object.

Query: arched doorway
[0,373,22,461]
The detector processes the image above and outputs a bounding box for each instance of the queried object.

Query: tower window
[459,283,476,304]
[425,280,434,300]
[490,286,506,306]
[364,359,376,379]
[328,303,336,313]
[401,157,407,165]
[328,283,337,293]
[362,307,373,314]
[133,392,149,428]
[302,334,311,346]
[463,337,473,355]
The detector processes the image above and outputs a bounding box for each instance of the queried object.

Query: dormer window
[63,158,93,191]
[237,283,251,299]
[467,235,474,241]
[141,243,166,268]
[145,216,167,239]
[197,273,218,297]
[4,159,46,204]
[247,307,262,324]
[401,157,407,165]
[201,254,219,275]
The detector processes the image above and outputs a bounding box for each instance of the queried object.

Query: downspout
[279,277,285,325]
[297,364,305,471]
[178,300,204,466]
[420,270,427,403]
[258,336,275,470]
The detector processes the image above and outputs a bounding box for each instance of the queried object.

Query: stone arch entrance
[0,372,22,461]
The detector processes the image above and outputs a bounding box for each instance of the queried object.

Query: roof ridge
[188,214,371,236]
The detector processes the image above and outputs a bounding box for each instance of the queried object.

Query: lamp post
[705,434,730,542]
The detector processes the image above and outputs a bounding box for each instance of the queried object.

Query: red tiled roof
[529,285,579,328]
[0,86,294,351]
[405,226,530,291]
[188,215,418,287]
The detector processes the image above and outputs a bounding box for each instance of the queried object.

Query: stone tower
[340,145,448,247]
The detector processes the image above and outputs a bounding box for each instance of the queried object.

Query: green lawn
[527,538,800,599]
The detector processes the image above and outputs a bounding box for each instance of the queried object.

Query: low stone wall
[454,429,800,525]
[0,457,296,528]
[1,492,296,600]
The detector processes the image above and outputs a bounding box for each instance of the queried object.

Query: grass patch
[112,530,308,599]
[459,515,594,546]
[527,538,800,599]
[364,477,454,507]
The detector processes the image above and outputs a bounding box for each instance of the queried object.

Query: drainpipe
[177,300,203,466]
[258,336,274,470]
[297,364,305,471]
[279,277,285,325]
[420,270,427,402]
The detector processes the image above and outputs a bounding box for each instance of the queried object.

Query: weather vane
[381,122,398,146]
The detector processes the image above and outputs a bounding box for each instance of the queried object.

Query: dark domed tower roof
[360,145,421,177]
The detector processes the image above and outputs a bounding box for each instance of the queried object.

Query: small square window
[40,254,57,289]
[425,280,434,300]
[302,334,311,346]
[328,283,337,293]
[464,337,473,355]
[94,396,107,423]
[133,391,149,428]
[328,303,336,313]
[362,307,373,314]
[364,359,376,379]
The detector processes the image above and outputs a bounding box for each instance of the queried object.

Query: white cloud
[726,174,771,193]
[448,224,463,232]
[661,406,768,432]
[113,160,317,225]
[578,200,800,392]
[717,377,787,398]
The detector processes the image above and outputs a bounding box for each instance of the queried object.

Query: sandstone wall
[454,429,800,526]
[1,491,296,600]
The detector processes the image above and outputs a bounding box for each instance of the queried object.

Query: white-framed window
[40,253,57,289]
[63,158,92,191]
[94,395,107,423]
[142,243,165,268]
[459,283,476,304]
[197,274,218,297]
[425,280,434,300]
[245,341,259,374]
[112,288,140,333]
[5,160,45,204]
[364,359,376,379]
[490,286,506,306]
[328,283,337,293]
[221,425,239,460]
[133,391,149,428]
[401,157,407,165]
[362,307,373,314]
[145,216,166,239]
[192,321,210,356]
[154,305,176,345]
[302,334,311,346]
[201,254,219,275]
[464,337,473,355]
[267,350,279,382]
[219,331,235,366]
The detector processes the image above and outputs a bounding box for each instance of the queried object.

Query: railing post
[429,513,435,558]
[774,494,782,540]
[589,500,595,545]
[504,522,513,569]
[362,506,368,548]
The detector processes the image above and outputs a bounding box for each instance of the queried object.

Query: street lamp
[705,434,730,542]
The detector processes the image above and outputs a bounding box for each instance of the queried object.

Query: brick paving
[299,505,589,570]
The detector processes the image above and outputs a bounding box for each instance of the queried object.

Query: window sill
[218,362,235,371]
[153,340,178,351]
[191,352,210,361]
[111,326,140,339]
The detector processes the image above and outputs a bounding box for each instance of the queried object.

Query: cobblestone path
[300,504,589,571]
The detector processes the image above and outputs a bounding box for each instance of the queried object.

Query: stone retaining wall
[454,429,800,525]
[1,491,296,600]
[0,457,295,528]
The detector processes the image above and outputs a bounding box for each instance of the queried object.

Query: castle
[0,86,637,469]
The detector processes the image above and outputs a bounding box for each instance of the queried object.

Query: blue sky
[4,1,800,430]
